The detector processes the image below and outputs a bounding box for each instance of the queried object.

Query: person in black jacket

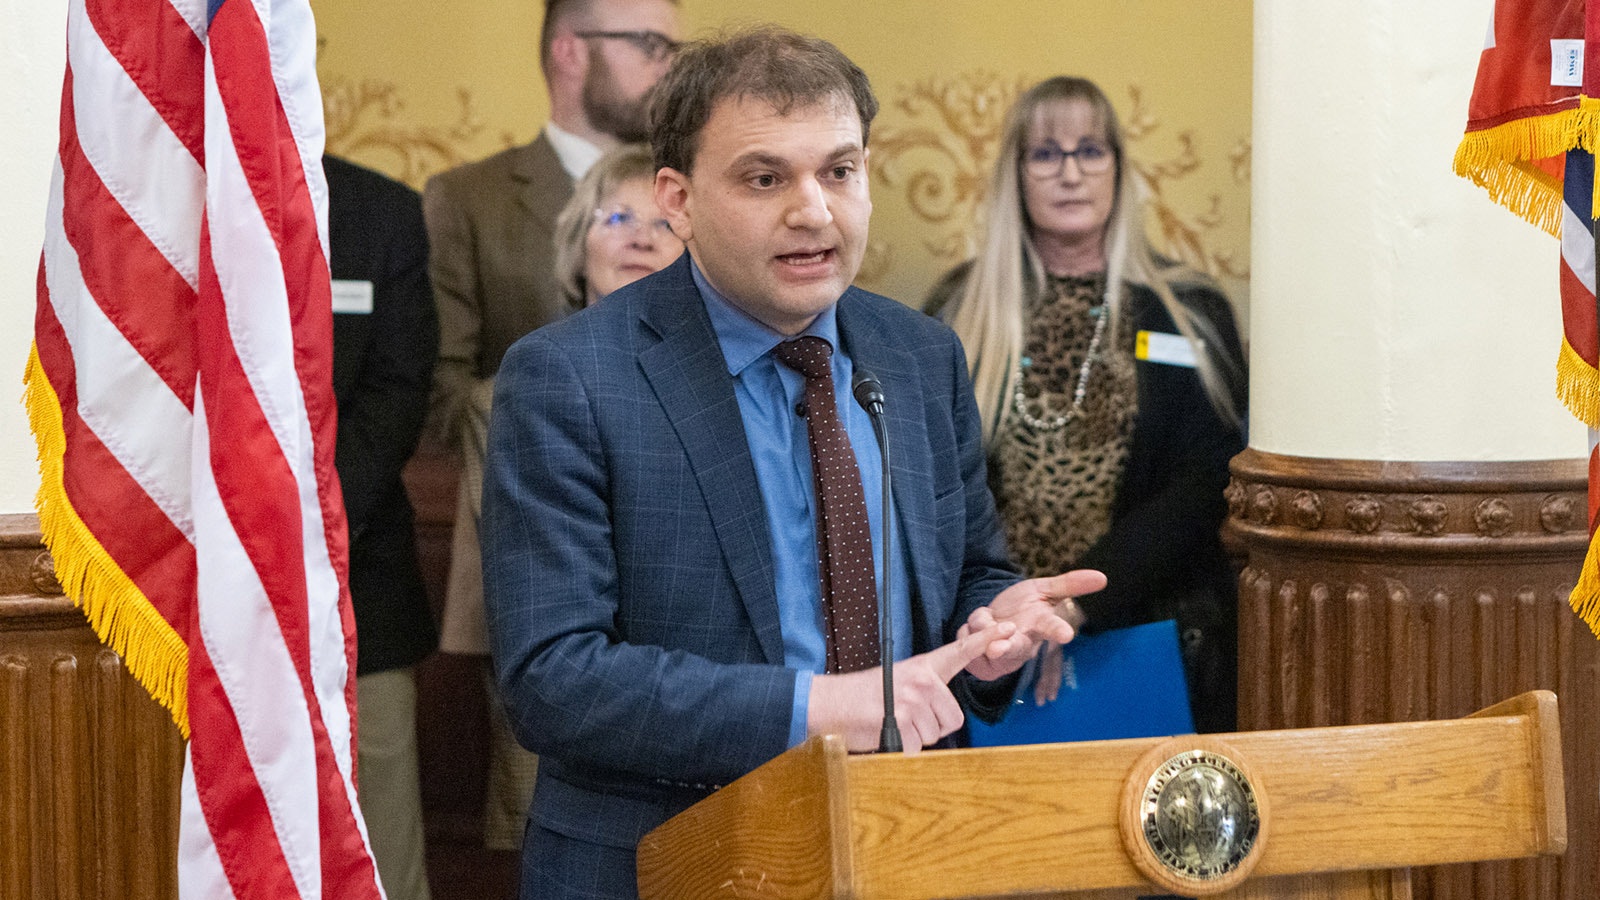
[926,77,1247,733]
[326,154,439,900]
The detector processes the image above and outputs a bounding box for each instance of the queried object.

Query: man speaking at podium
[481,24,1107,899]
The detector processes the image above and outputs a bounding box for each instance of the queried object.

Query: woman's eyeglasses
[1023,139,1114,179]
[593,207,675,238]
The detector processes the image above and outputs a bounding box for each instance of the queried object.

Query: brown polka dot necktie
[773,336,880,674]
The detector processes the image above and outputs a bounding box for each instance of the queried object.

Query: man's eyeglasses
[574,30,681,63]
[593,206,675,238]
[1023,139,1115,179]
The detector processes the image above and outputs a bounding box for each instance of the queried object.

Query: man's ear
[655,168,693,243]
[547,30,587,83]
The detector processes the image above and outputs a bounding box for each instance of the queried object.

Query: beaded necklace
[1010,274,1108,432]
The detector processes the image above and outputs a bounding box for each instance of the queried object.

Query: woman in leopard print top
[927,77,1247,732]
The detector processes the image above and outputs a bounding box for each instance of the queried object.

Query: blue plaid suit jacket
[482,254,1020,897]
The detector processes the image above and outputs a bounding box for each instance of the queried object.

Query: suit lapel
[636,260,786,664]
[511,134,573,228]
[837,293,941,648]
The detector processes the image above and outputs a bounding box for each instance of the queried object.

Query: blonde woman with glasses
[553,142,684,307]
[927,76,1247,733]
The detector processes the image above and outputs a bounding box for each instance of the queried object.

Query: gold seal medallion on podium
[1119,737,1267,895]
[1139,750,1260,880]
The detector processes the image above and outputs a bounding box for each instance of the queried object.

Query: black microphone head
[851,368,886,415]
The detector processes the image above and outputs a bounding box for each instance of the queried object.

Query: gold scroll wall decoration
[320,73,506,192]
[870,72,1033,266]
[863,72,1250,288]
[1124,85,1251,282]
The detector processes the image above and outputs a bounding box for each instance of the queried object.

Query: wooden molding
[0,514,74,629]
[0,512,181,898]
[1225,452,1587,558]
[1226,449,1594,899]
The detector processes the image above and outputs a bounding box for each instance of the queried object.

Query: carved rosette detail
[1224,479,1247,518]
[1473,498,1515,538]
[1225,452,1587,545]
[1408,497,1448,536]
[1248,488,1278,525]
[31,551,63,596]
[1345,496,1382,534]
[1541,494,1576,534]
[1290,490,1323,530]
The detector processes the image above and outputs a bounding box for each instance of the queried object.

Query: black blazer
[326,155,440,675]
[1077,281,1245,732]
[1073,280,1245,633]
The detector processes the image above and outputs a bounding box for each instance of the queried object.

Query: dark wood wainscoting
[0,443,511,900]
[1227,449,1598,899]
[0,514,183,899]
[0,431,511,900]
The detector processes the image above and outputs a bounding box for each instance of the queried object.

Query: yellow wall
[314,0,1250,311]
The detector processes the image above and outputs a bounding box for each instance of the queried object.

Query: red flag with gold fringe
[1454,0,1600,635]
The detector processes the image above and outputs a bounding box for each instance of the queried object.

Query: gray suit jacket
[423,133,575,443]
[481,255,1022,895]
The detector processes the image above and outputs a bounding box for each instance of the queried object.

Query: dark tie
[773,336,881,674]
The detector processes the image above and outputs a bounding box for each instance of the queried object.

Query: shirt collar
[691,257,840,377]
[544,121,604,180]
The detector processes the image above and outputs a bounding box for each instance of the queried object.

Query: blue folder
[967,618,1194,746]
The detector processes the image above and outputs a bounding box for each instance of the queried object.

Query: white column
[0,0,66,513]
[1252,0,1580,462]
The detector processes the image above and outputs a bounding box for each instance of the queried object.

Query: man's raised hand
[961,569,1107,682]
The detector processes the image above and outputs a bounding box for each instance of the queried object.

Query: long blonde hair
[944,77,1242,441]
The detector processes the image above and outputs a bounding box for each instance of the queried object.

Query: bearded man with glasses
[421,0,681,859]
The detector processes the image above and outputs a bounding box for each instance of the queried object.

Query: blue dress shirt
[692,261,914,746]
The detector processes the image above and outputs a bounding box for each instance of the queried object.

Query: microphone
[852,368,901,753]
[852,369,885,417]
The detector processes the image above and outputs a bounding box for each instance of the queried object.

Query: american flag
[25,1,383,897]
[1454,0,1600,637]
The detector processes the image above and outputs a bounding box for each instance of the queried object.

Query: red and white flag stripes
[26,0,383,896]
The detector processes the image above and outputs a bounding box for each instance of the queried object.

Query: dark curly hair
[649,25,878,175]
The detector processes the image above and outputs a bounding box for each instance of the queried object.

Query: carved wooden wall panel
[1227,449,1596,900]
[0,515,182,899]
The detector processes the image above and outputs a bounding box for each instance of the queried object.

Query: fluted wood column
[1248,3,1597,895]
[1227,450,1597,898]
[0,514,182,899]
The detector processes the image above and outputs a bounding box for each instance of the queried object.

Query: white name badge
[1135,330,1198,368]
[331,279,374,314]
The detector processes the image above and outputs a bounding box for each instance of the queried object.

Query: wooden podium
[637,691,1565,899]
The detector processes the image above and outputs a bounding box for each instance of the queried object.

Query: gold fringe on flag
[23,343,190,738]
[1452,106,1588,236]
[1570,532,1600,639]
[1557,336,1600,428]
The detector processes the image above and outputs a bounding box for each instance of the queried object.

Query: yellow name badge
[1135,330,1198,368]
